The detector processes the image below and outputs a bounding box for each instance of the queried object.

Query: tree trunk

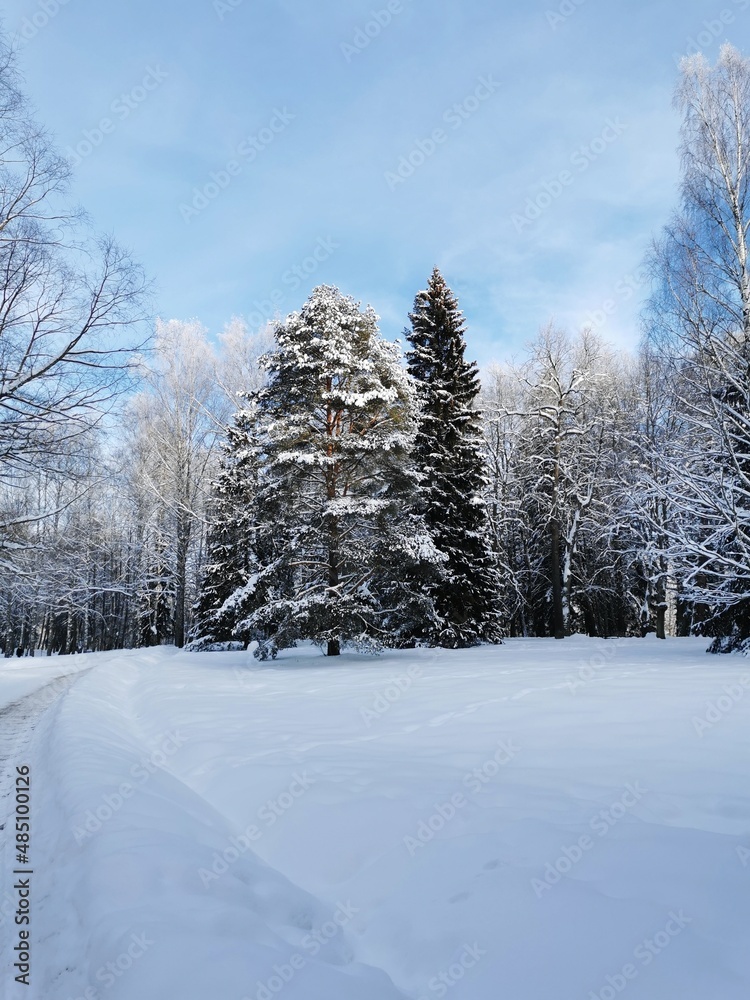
[656,606,666,640]
[550,520,565,639]
[46,612,55,656]
[174,519,190,648]
[655,556,667,639]
[550,414,566,641]
[327,512,341,657]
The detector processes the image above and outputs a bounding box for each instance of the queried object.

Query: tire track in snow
[0,667,93,991]
[0,668,93,812]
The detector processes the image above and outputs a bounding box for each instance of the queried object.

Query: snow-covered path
[0,661,97,853]
[0,659,96,998]
[0,668,92,767]
[2,638,750,999]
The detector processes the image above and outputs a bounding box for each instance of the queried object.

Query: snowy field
[2,637,750,1000]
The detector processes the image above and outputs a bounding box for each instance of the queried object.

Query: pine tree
[226,285,443,657]
[406,268,503,647]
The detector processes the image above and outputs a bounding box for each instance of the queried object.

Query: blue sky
[4,0,750,365]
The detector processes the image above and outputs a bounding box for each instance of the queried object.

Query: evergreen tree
[191,407,259,647]
[406,268,503,647]
[227,285,443,657]
[203,286,442,656]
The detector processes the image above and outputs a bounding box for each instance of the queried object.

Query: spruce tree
[191,407,259,648]
[226,285,443,657]
[406,268,503,647]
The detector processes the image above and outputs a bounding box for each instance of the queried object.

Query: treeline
[1,47,749,655]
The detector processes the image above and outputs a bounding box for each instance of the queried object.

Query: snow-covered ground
[0,655,95,712]
[2,637,750,999]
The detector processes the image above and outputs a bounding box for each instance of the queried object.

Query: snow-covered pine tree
[406,268,503,647]
[229,285,443,657]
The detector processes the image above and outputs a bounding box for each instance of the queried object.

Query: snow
[0,655,97,712]
[2,637,750,999]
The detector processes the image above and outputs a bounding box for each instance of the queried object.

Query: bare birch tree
[649,45,750,646]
